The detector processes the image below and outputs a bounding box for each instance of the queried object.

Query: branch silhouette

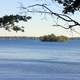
[25,4,80,28]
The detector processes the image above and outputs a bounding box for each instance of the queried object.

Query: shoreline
[0,36,79,40]
[0,36,39,40]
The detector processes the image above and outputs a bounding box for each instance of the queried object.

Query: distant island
[0,35,80,42]
[39,34,69,42]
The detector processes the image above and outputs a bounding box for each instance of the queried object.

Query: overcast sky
[0,0,80,37]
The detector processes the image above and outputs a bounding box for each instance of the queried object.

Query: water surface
[0,39,80,80]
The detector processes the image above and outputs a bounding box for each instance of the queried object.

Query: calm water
[0,39,80,80]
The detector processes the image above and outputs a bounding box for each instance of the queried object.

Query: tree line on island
[39,34,69,42]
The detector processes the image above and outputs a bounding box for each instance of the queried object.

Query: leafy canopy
[55,0,80,13]
[0,15,31,32]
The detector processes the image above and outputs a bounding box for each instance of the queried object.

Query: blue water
[0,39,80,80]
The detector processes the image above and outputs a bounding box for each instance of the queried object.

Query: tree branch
[25,4,80,29]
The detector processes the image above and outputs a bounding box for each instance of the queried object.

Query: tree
[55,0,80,13]
[19,0,80,34]
[39,34,69,42]
[0,15,31,32]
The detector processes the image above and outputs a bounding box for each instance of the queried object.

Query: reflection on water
[0,39,80,80]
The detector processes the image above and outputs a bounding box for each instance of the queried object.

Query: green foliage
[56,36,69,42]
[55,0,80,13]
[0,15,31,32]
[39,34,69,42]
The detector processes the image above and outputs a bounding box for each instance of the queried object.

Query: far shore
[0,36,39,40]
[0,36,80,41]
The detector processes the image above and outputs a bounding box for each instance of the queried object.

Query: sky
[0,0,80,37]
